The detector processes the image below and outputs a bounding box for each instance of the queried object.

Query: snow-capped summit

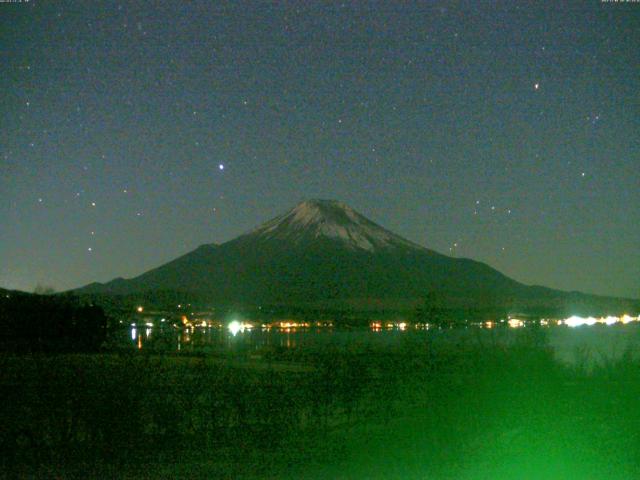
[246,199,422,252]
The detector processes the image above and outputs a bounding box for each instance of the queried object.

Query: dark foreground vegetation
[2,327,640,479]
[0,290,106,352]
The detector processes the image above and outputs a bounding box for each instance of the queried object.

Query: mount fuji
[76,200,637,316]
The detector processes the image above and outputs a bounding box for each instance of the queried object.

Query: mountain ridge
[74,199,638,315]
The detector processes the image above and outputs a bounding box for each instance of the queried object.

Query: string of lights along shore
[1,1,638,299]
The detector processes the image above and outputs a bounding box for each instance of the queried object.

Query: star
[534,83,540,90]
[219,164,224,170]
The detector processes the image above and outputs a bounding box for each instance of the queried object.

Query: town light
[508,318,524,328]
[228,320,242,336]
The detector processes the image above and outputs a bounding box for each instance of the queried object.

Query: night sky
[1,1,638,298]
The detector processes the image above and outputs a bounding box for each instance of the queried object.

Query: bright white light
[228,320,242,336]
[131,328,136,340]
[621,314,634,325]
[564,316,596,327]
[218,164,224,170]
[508,318,524,328]
[563,314,638,327]
[564,316,583,327]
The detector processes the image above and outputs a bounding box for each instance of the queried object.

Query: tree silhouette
[414,291,448,327]
[33,284,56,295]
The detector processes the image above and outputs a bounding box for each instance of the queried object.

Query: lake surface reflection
[124,325,420,353]
[118,321,640,367]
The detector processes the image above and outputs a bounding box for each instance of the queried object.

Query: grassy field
[2,328,640,479]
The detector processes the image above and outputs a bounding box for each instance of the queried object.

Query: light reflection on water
[122,320,640,366]
[124,325,364,353]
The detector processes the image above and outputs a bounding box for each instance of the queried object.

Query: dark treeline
[0,290,107,352]
[77,288,634,328]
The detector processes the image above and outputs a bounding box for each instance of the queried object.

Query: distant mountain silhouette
[75,200,638,316]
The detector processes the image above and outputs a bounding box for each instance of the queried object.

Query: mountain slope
[76,200,638,314]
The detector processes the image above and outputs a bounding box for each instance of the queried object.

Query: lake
[118,317,640,367]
